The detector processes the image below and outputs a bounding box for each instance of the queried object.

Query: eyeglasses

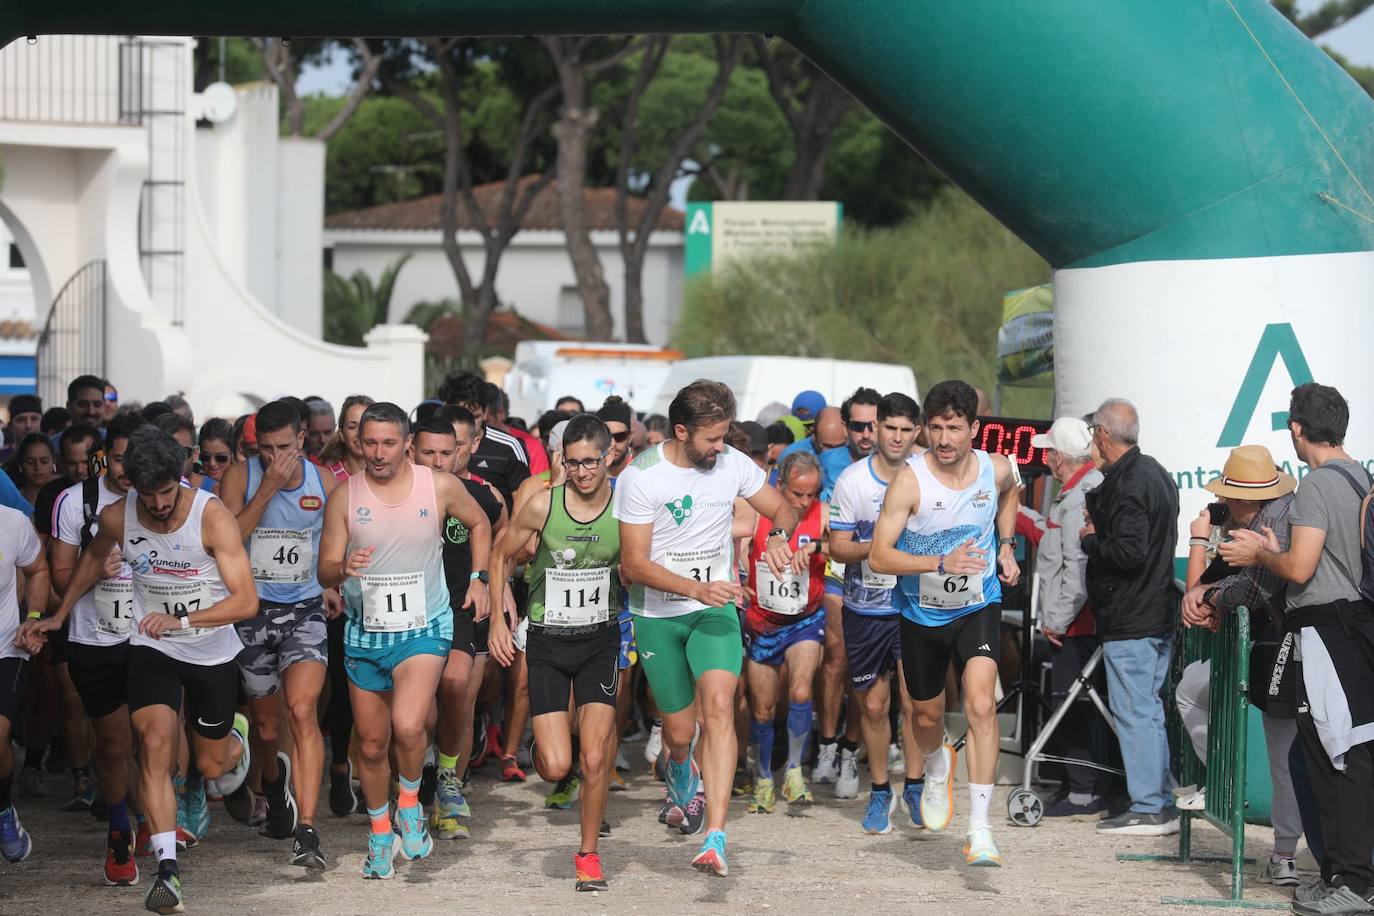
[611,430,631,443]
[847,420,875,433]
[181,446,195,460]
[204,452,232,465]
[563,451,608,471]
[104,392,118,402]
[1087,423,1102,435]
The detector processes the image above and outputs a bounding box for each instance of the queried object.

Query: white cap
[548,419,571,452]
[1031,417,1093,459]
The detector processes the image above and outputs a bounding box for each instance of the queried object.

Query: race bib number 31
[665,545,729,603]
[917,572,984,611]
[362,571,427,633]
[93,578,135,637]
[544,567,612,626]
[250,528,313,584]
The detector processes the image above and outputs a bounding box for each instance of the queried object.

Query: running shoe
[1259,855,1299,887]
[691,829,728,877]
[468,713,489,768]
[0,806,33,862]
[834,749,860,799]
[781,765,813,804]
[575,851,609,892]
[643,723,662,767]
[862,786,897,834]
[748,777,776,814]
[248,793,268,828]
[472,723,502,770]
[499,754,527,783]
[205,713,252,798]
[104,829,139,886]
[436,767,471,818]
[599,819,612,838]
[812,742,839,785]
[732,765,752,798]
[395,804,433,860]
[184,782,210,840]
[614,748,630,773]
[900,780,925,829]
[261,753,298,839]
[678,790,706,836]
[62,773,97,813]
[329,762,358,818]
[609,769,628,792]
[222,782,255,825]
[545,775,580,810]
[920,744,957,833]
[420,749,437,808]
[665,752,701,811]
[144,870,183,914]
[430,807,471,841]
[963,824,1002,867]
[290,824,327,869]
[517,736,534,769]
[135,820,152,857]
[173,788,198,851]
[362,831,398,879]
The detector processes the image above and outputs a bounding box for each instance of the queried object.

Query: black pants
[325,615,353,767]
[1296,662,1374,893]
[1049,634,1116,796]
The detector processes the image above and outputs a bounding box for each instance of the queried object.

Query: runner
[317,402,492,880]
[437,372,530,504]
[0,502,51,865]
[219,400,337,867]
[870,380,1020,867]
[829,392,927,834]
[596,397,634,478]
[742,451,829,814]
[614,379,798,876]
[410,414,504,840]
[30,424,257,912]
[490,414,622,892]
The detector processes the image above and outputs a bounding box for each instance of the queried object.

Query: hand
[695,578,743,608]
[503,585,517,628]
[139,612,184,640]
[1181,583,1210,621]
[1216,527,1279,568]
[1189,508,1213,540]
[1079,520,1096,540]
[942,538,988,575]
[102,546,123,579]
[764,533,794,580]
[322,588,344,620]
[1181,593,1215,630]
[16,616,60,653]
[997,543,1021,586]
[262,448,299,493]
[464,580,490,622]
[488,612,515,667]
[344,546,375,578]
[1041,626,1063,648]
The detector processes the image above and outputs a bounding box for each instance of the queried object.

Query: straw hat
[1203,445,1296,500]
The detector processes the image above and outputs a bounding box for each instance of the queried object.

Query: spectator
[1029,417,1111,817]
[1176,445,1302,886]
[1221,383,1374,912]
[40,408,70,437]
[1080,398,1180,836]
[65,375,105,432]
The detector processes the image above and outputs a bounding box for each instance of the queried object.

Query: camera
[1207,502,1229,526]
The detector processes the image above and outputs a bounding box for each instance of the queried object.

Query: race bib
[137,578,216,637]
[917,572,984,611]
[361,571,427,633]
[93,578,135,637]
[754,561,809,615]
[543,567,612,626]
[860,559,897,590]
[664,544,729,603]
[250,528,313,584]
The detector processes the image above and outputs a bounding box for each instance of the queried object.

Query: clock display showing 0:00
[974,416,1053,474]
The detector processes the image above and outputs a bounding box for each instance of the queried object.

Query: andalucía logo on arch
[1217,323,1313,448]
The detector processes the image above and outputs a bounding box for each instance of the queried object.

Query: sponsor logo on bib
[299,495,322,511]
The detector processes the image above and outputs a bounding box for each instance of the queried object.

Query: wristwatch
[470,570,490,584]
[999,537,1016,546]
[766,527,787,541]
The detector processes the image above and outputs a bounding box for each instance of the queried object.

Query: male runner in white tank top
[870,380,1021,868]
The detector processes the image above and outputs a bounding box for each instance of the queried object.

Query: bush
[673,188,1054,417]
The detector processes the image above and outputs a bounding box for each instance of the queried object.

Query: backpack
[1319,463,1374,602]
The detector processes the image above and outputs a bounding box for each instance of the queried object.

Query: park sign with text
[684,201,842,278]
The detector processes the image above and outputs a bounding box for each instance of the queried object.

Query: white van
[647,356,919,422]
[504,341,682,421]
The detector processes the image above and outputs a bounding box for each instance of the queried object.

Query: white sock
[969,783,993,827]
[152,830,177,863]
[923,745,948,782]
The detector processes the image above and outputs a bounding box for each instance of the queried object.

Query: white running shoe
[964,824,1002,867]
[813,743,840,785]
[644,724,663,768]
[834,748,860,799]
[919,744,957,832]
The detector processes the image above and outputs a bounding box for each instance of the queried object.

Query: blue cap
[791,390,826,423]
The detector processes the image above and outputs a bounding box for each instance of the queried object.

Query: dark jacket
[1082,446,1179,641]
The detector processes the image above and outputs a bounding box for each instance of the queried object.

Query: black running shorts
[526,622,621,717]
[126,645,238,739]
[67,640,131,720]
[900,604,1002,702]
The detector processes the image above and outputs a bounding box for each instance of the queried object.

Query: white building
[325,179,686,345]
[0,220,38,396]
[0,36,425,420]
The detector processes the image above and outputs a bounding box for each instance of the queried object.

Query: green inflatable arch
[3,0,1372,269]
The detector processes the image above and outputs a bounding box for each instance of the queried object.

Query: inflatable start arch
[4,0,1374,528]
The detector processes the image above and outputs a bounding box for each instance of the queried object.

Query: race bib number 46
[917,572,984,611]
[543,567,612,626]
[250,528,313,584]
[362,571,427,633]
[664,545,729,602]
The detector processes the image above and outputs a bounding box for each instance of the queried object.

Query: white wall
[327,228,686,345]
[275,139,325,336]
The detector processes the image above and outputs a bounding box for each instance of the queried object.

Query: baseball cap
[242,414,258,446]
[1031,417,1092,459]
[548,419,570,453]
[791,390,826,424]
[780,414,807,444]
[738,420,768,457]
[7,395,41,419]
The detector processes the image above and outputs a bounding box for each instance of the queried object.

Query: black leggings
[325,615,353,766]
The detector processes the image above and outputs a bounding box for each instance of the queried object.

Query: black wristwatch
[471,570,490,585]
[766,527,787,541]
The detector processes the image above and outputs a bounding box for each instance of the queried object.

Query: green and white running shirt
[612,443,765,619]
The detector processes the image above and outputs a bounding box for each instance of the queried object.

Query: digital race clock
[974,416,1053,475]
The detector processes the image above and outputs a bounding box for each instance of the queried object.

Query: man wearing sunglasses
[813,387,881,795]
[596,397,635,478]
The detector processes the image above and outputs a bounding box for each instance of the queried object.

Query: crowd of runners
[0,370,1062,914]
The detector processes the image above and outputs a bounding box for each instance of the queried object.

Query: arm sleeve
[612,466,658,524]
